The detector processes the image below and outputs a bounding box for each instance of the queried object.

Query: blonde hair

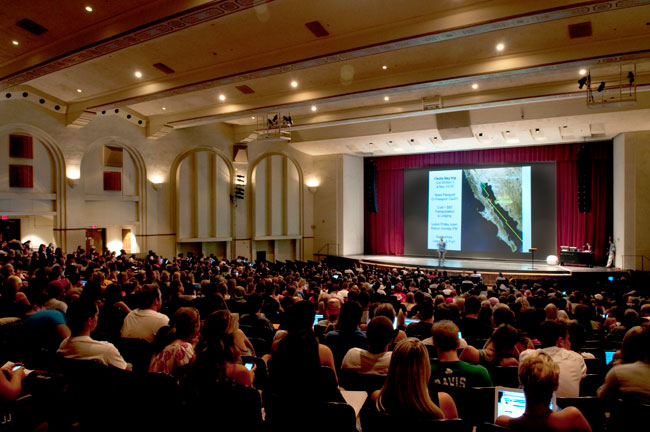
[377,338,444,418]
[519,351,559,403]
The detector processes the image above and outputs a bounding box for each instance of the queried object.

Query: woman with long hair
[193,310,254,387]
[149,307,200,380]
[370,338,457,419]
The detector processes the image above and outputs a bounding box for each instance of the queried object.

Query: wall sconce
[67,166,81,188]
[306,178,320,194]
[150,174,164,191]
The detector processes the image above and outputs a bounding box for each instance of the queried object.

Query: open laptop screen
[494,387,555,421]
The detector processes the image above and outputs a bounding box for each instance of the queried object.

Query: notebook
[494,386,555,421]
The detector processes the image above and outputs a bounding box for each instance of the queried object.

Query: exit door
[86,228,106,253]
[0,219,20,242]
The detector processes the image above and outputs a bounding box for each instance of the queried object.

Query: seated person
[149,307,200,379]
[58,299,130,370]
[519,320,586,398]
[121,284,169,342]
[342,316,394,375]
[193,309,254,388]
[405,300,434,339]
[496,351,591,432]
[374,302,407,343]
[368,338,458,420]
[461,323,534,367]
[269,301,340,402]
[430,320,492,388]
[324,301,368,369]
[239,293,275,337]
[0,362,26,401]
[598,323,650,404]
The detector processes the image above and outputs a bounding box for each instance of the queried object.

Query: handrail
[315,243,339,257]
[621,254,650,271]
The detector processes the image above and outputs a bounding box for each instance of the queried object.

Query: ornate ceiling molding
[88,0,650,111]
[0,0,275,91]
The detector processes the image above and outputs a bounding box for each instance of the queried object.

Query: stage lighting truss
[584,64,637,108]
[256,113,292,142]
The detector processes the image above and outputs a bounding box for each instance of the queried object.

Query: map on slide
[464,168,524,252]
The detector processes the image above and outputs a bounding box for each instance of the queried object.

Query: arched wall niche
[79,136,147,253]
[170,147,234,256]
[0,123,66,248]
[249,152,304,262]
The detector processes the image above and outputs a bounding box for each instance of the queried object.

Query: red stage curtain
[365,142,612,262]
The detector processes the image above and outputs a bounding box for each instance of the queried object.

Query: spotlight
[597,81,606,92]
[627,71,635,85]
[578,76,588,89]
[282,115,293,126]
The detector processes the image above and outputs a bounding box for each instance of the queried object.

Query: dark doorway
[0,219,21,242]
[86,228,106,253]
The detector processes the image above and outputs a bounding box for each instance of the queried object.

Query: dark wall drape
[364,142,612,263]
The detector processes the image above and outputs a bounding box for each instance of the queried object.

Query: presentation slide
[427,167,531,253]
[403,163,555,260]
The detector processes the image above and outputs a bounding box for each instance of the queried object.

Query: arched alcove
[78,137,147,253]
[0,123,66,248]
[170,147,234,257]
[249,152,304,262]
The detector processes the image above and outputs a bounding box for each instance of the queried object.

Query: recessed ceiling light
[472,83,478,89]
[290,80,298,88]
[85,6,93,12]
[251,116,255,119]
[384,96,390,101]
[134,71,142,78]
[496,43,505,51]
[12,40,19,46]
[76,89,82,93]
[579,69,587,76]
[382,65,388,70]
[162,107,166,110]
[311,105,317,112]
[218,94,226,101]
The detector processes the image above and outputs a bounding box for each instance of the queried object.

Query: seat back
[247,336,271,356]
[361,409,471,432]
[584,357,605,376]
[610,397,650,431]
[429,384,495,426]
[114,337,154,372]
[556,396,605,432]
[489,366,519,388]
[579,374,603,397]
[476,422,511,431]
[339,369,386,394]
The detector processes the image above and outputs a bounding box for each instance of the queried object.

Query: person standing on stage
[438,236,446,267]
[606,236,616,268]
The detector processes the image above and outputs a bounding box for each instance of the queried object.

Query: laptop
[604,350,615,365]
[494,387,556,421]
[313,313,324,328]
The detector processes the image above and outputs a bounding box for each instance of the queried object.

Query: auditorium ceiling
[2,0,650,155]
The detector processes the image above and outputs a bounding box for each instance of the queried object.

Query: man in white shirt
[342,316,393,375]
[58,300,129,370]
[121,284,169,342]
[519,320,586,397]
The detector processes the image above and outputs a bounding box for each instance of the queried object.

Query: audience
[1,241,648,430]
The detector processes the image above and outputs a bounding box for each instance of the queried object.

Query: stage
[340,254,616,280]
